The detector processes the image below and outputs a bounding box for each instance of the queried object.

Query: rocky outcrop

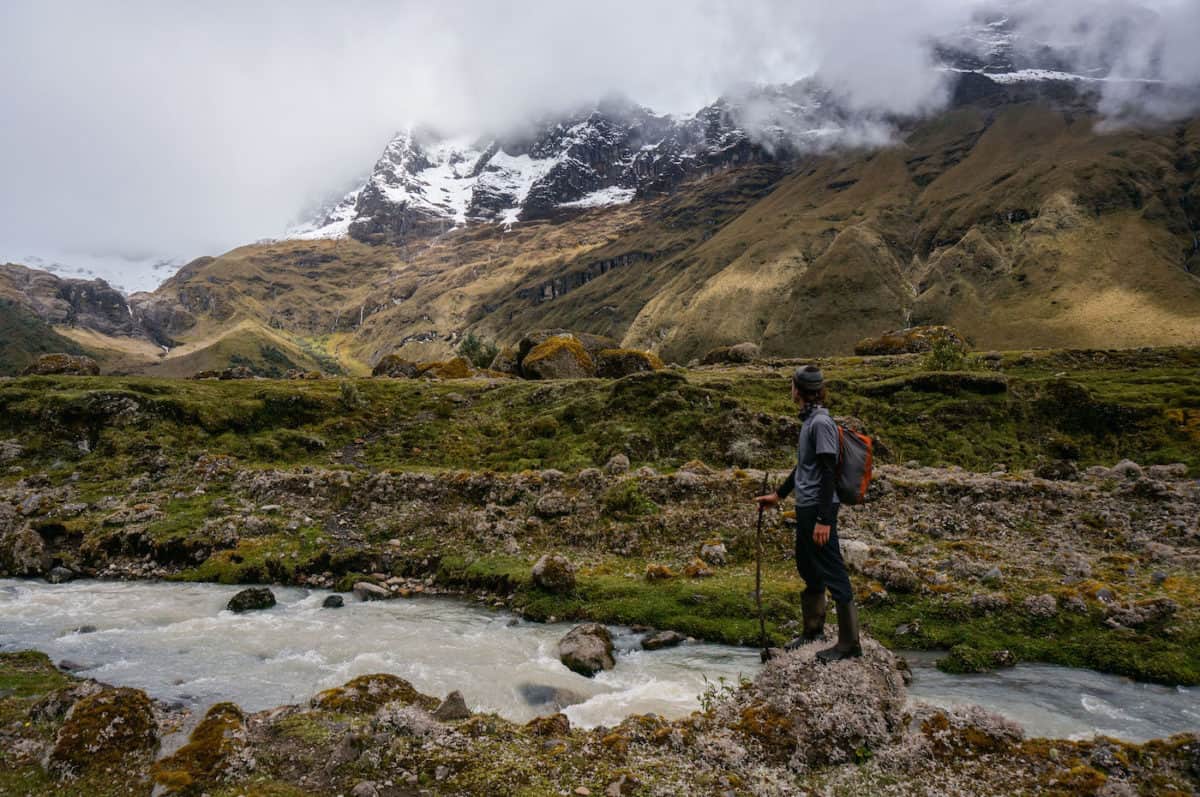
[0,522,50,576]
[558,622,615,677]
[0,263,138,337]
[21,353,100,376]
[711,636,908,771]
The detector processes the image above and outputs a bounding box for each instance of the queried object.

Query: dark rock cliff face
[0,263,137,338]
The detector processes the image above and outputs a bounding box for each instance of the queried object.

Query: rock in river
[558,622,615,677]
[642,630,686,651]
[226,587,276,613]
[323,594,345,609]
[353,582,391,601]
[46,566,75,584]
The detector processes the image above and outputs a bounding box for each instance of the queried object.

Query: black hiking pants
[794,504,853,604]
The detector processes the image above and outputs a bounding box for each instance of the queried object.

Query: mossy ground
[1,347,1198,476]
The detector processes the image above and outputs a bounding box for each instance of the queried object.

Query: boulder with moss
[416,357,474,379]
[310,673,438,713]
[152,702,247,794]
[21,353,100,376]
[709,636,907,772]
[517,329,615,362]
[595,348,665,378]
[522,335,596,379]
[531,553,576,593]
[854,325,968,356]
[46,687,159,778]
[371,354,419,378]
[701,342,759,365]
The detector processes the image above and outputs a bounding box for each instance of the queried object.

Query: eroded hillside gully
[2,355,1199,795]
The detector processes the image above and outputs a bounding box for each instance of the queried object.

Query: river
[1,579,1196,741]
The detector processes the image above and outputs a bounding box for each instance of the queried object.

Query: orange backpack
[835,425,874,504]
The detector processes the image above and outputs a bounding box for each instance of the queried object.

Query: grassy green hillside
[3,348,1197,476]
[0,300,86,375]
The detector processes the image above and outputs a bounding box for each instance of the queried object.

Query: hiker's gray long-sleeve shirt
[775,406,838,524]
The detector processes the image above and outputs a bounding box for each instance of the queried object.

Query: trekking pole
[755,470,772,663]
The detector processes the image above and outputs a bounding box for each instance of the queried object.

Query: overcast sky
[1,0,1198,278]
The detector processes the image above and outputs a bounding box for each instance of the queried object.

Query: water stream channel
[2,579,1197,742]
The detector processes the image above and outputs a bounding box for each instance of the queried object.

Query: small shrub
[601,480,659,518]
[339,380,366,410]
[923,337,970,371]
[459,333,499,370]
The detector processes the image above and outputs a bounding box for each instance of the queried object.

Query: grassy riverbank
[2,346,1199,686]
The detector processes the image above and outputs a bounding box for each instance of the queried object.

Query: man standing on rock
[755,365,862,661]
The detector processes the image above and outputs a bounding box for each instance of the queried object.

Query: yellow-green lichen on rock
[310,673,438,713]
[46,687,158,778]
[417,356,474,379]
[152,701,246,794]
[521,335,595,379]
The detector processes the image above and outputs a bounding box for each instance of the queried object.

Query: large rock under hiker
[757,365,862,661]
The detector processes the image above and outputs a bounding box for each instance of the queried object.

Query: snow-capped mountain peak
[288,99,772,244]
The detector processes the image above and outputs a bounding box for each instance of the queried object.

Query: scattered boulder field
[369,329,668,382]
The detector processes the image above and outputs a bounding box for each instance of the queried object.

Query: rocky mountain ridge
[289,95,780,245]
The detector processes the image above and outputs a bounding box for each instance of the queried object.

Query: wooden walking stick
[755,470,773,663]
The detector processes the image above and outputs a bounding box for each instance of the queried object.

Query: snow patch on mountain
[559,186,636,209]
[0,248,184,294]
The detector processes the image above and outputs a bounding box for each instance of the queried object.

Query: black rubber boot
[816,601,862,662]
[784,590,827,650]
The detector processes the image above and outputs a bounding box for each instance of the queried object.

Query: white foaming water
[901,651,1199,742]
[2,580,1197,741]
[0,579,756,728]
